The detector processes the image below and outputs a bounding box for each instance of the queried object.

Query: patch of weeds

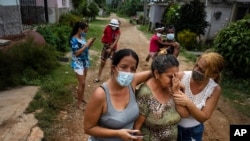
[222,74,250,117]
[88,19,110,52]
[180,48,197,63]
[25,63,76,140]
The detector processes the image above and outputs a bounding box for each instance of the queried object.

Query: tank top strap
[101,82,112,107]
[101,83,135,110]
[128,84,135,97]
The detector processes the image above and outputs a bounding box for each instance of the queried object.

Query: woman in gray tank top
[84,49,152,141]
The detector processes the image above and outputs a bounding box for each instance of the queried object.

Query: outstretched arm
[172,42,180,57]
[132,70,152,90]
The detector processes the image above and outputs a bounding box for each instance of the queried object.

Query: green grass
[137,24,152,40]
[25,18,107,140]
[221,75,250,117]
[25,64,76,138]
[88,19,110,51]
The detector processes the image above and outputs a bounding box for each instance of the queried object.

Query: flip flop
[82,100,87,105]
[77,104,85,111]
[93,78,100,83]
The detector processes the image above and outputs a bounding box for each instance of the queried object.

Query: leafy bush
[0,38,59,90]
[36,24,71,52]
[165,0,208,37]
[78,1,99,21]
[59,13,83,27]
[117,0,143,16]
[165,3,181,25]
[213,17,250,78]
[88,3,99,20]
[177,29,197,50]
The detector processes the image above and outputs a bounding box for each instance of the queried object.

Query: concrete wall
[0,0,19,5]
[205,2,233,40]
[46,0,71,23]
[0,5,22,37]
[47,7,71,23]
[0,0,73,37]
[148,4,166,30]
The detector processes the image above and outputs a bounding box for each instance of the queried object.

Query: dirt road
[52,14,250,141]
[1,14,249,141]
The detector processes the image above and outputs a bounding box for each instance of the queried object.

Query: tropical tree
[165,0,208,37]
[117,0,143,16]
[72,0,84,9]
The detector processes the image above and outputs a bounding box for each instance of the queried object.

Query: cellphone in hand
[90,37,96,43]
[134,135,144,139]
[132,133,144,139]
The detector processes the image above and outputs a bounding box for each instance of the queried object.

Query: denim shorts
[177,124,204,141]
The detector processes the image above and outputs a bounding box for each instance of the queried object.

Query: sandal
[77,104,85,111]
[93,78,100,83]
[82,100,87,105]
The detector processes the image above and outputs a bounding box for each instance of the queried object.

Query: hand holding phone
[133,134,144,139]
[87,38,96,49]
[90,37,96,43]
[130,130,144,140]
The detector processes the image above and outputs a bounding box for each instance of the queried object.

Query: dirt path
[48,14,250,141]
[51,15,250,141]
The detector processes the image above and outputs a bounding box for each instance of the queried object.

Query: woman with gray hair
[134,54,189,141]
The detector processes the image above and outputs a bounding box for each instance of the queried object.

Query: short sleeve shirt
[149,34,161,52]
[101,25,120,49]
[70,37,89,69]
[136,83,181,141]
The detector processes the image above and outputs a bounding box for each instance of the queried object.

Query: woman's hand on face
[171,74,182,94]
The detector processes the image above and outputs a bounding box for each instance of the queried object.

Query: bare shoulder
[212,85,222,96]
[91,86,106,102]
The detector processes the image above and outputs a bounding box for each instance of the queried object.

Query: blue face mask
[81,32,86,38]
[167,33,175,41]
[116,71,134,86]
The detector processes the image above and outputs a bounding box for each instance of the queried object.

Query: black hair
[112,48,139,69]
[166,25,175,33]
[151,54,179,77]
[69,21,88,40]
[155,22,165,29]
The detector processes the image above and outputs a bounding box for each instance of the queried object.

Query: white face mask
[167,33,175,40]
[156,33,162,37]
[116,71,134,86]
[111,26,117,30]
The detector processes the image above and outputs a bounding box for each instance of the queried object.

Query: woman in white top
[173,52,225,141]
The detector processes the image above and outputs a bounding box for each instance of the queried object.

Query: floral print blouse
[136,83,181,141]
[70,37,90,69]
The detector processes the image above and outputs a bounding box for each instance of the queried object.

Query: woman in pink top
[145,27,178,62]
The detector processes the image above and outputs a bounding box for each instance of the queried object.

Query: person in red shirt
[145,27,178,62]
[94,19,121,83]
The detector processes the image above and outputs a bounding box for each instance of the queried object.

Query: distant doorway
[20,0,46,29]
